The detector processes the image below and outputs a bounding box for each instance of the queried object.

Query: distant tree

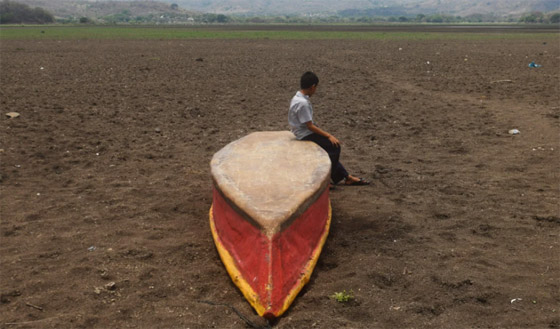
[520,14,535,23]
[356,16,372,23]
[170,3,179,10]
[271,15,286,23]
[549,12,560,23]
[466,13,484,22]
[0,0,54,24]
[535,11,545,22]
[216,14,228,23]
[31,7,52,23]
[248,16,265,23]
[202,13,216,23]
[56,16,74,24]
[520,12,545,23]
[79,16,89,24]
[428,14,444,23]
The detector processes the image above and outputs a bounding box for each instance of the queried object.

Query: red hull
[210,187,331,318]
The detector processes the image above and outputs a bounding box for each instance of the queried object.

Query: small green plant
[331,290,354,303]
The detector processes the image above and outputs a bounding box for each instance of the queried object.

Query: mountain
[171,0,560,17]
[8,0,559,22]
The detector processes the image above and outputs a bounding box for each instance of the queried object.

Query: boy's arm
[306,121,340,147]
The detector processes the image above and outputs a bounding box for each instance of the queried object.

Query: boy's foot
[344,175,370,186]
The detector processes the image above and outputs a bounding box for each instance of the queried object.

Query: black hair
[300,71,319,90]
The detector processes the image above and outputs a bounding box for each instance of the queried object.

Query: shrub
[331,290,354,303]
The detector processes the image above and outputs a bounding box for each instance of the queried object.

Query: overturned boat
[209,131,332,319]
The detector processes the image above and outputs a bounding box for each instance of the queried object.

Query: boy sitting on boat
[288,71,370,186]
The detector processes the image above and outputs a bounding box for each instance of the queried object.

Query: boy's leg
[332,162,349,184]
[302,133,348,184]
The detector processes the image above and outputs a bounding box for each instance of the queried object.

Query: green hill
[13,0,198,23]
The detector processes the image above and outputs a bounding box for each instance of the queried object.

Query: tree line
[234,12,560,24]
[0,0,54,24]
[62,11,560,25]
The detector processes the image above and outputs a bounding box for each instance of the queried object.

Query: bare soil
[1,30,559,328]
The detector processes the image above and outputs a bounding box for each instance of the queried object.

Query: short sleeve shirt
[288,91,313,140]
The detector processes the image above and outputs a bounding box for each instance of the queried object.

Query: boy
[288,71,369,186]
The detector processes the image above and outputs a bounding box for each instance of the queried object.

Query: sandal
[345,178,370,186]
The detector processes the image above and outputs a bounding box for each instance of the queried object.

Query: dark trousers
[302,133,349,184]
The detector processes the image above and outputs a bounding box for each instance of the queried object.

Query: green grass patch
[0,25,557,41]
[331,290,355,303]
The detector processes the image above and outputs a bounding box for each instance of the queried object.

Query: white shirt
[288,91,313,139]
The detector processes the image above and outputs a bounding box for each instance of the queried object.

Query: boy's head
[300,71,319,90]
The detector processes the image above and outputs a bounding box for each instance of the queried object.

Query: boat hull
[210,187,331,318]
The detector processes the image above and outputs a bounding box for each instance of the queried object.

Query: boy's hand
[306,122,340,146]
[327,135,340,147]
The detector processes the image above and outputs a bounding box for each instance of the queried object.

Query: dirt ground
[1,28,559,329]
